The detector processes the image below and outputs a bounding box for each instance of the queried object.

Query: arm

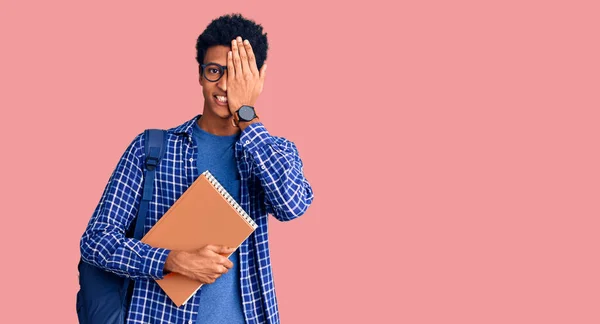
[79,133,171,280]
[225,37,314,221]
[239,121,314,222]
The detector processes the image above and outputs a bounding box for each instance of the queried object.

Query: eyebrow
[204,61,227,67]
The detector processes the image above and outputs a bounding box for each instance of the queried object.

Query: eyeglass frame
[200,62,228,82]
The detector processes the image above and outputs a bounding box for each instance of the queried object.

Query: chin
[211,105,232,119]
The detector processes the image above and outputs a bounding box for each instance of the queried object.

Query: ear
[198,65,204,87]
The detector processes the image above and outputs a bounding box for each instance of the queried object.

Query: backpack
[76,129,167,324]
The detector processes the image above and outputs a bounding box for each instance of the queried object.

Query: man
[79,13,314,324]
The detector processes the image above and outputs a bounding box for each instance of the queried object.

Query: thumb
[205,245,235,254]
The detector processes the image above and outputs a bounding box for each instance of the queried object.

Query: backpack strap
[133,129,167,240]
[122,129,166,301]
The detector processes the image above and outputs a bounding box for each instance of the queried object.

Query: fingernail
[243,39,249,45]
[237,36,242,42]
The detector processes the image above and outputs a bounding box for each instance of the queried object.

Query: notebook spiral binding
[202,170,258,229]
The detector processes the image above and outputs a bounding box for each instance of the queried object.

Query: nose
[217,74,227,91]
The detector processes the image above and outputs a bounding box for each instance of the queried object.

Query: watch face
[238,106,255,121]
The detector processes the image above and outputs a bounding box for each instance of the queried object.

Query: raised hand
[226,36,267,115]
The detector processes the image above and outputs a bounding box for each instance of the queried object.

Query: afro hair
[195,13,269,70]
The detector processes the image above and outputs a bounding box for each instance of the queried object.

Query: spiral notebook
[140,170,257,307]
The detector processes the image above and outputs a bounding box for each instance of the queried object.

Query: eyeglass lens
[203,64,225,81]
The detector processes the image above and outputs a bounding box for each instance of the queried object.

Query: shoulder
[118,132,145,165]
[131,115,200,154]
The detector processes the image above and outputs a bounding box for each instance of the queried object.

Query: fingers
[204,264,229,284]
[231,38,243,77]
[219,256,234,269]
[233,37,260,78]
[243,39,260,75]
[203,244,219,252]
[206,266,227,283]
[236,37,251,76]
[204,244,236,255]
[227,50,235,80]
[216,264,229,274]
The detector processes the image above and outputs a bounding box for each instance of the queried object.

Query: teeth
[216,96,228,103]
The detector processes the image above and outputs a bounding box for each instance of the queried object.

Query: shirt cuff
[239,122,274,153]
[140,246,171,280]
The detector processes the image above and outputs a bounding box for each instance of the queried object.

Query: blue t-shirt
[191,122,245,324]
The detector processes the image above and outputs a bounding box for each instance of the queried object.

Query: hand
[164,245,236,284]
[226,36,267,115]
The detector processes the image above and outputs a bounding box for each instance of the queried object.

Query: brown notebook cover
[140,170,257,307]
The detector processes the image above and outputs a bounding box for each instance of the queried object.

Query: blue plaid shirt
[80,115,314,324]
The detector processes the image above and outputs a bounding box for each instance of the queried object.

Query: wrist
[164,250,184,274]
[238,117,260,131]
[231,105,259,129]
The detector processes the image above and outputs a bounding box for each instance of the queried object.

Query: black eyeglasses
[200,63,228,82]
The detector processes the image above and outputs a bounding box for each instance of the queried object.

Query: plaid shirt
[80,115,314,324]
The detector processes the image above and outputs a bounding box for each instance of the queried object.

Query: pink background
[1,0,599,323]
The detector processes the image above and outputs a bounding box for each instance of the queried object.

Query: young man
[79,14,314,324]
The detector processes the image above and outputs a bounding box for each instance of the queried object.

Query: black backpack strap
[122,129,167,301]
[133,129,167,240]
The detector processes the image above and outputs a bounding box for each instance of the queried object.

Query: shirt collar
[168,114,201,137]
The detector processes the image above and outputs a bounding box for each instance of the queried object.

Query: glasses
[200,63,228,82]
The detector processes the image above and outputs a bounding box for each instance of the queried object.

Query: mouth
[213,95,228,106]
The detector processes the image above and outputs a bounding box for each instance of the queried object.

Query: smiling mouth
[214,95,228,104]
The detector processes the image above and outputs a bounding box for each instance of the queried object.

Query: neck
[197,107,239,136]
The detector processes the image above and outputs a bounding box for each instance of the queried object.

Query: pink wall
[1,0,598,323]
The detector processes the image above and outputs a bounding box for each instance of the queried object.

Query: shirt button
[245,140,250,145]
[189,158,193,162]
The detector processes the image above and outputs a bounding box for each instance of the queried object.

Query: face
[199,45,231,119]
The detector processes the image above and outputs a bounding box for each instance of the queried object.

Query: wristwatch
[234,105,258,125]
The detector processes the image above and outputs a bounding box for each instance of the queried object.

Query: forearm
[240,122,314,221]
[80,226,171,280]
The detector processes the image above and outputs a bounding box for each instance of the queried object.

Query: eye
[209,68,220,74]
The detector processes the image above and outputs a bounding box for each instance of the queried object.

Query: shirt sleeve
[79,133,170,280]
[239,122,315,222]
